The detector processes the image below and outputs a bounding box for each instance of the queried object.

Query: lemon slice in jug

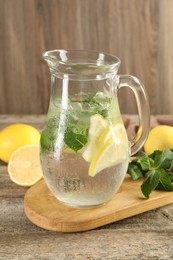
[89,123,129,176]
[82,114,108,162]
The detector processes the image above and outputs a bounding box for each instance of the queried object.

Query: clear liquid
[41,153,129,208]
[40,92,129,208]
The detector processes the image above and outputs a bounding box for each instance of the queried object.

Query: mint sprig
[71,92,111,118]
[64,123,88,152]
[41,92,111,154]
[128,148,173,199]
[64,92,111,152]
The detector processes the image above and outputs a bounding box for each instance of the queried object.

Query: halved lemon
[8,144,43,186]
[89,124,129,176]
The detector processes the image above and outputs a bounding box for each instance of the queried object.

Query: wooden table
[0,115,173,259]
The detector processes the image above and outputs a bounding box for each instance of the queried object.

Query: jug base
[54,186,122,209]
[55,195,111,209]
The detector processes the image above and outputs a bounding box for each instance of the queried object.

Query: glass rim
[42,49,121,80]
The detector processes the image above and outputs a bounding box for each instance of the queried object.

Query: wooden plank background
[0,0,173,115]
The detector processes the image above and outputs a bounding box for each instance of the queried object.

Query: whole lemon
[0,124,40,163]
[144,125,173,154]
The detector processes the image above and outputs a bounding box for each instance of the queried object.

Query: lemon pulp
[8,144,42,186]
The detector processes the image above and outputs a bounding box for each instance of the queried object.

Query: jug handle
[118,75,150,156]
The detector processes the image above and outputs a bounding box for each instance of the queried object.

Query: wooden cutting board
[24,176,173,233]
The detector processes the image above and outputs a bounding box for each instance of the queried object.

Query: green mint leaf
[170,160,173,171]
[40,130,52,154]
[157,148,173,169]
[156,169,173,191]
[129,148,173,198]
[169,173,173,181]
[141,169,161,199]
[128,162,143,180]
[64,123,88,152]
[149,150,162,166]
[82,93,111,118]
[40,116,59,154]
[138,151,152,171]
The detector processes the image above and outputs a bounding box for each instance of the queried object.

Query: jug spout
[42,50,64,72]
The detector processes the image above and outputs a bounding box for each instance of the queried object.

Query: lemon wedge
[89,124,129,176]
[88,114,108,139]
[82,114,108,162]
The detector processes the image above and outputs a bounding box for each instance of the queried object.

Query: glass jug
[40,50,150,208]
